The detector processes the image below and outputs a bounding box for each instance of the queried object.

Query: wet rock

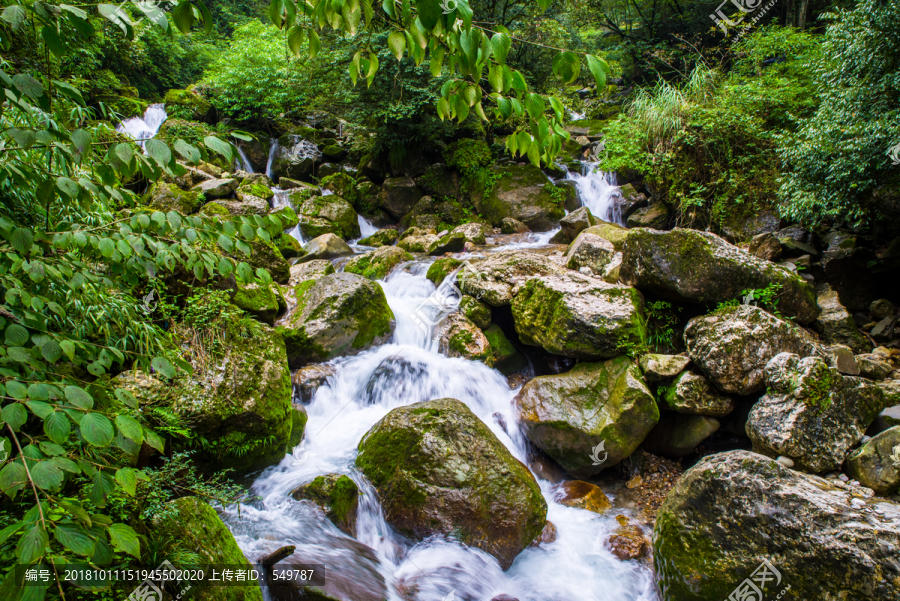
[484,324,526,375]
[278,273,395,367]
[816,283,870,353]
[163,88,215,121]
[746,352,886,472]
[474,164,565,231]
[501,217,529,234]
[274,233,304,260]
[396,230,439,253]
[437,313,494,366]
[845,426,900,495]
[642,414,720,458]
[142,181,202,214]
[379,176,423,219]
[621,228,819,323]
[529,521,557,548]
[425,257,463,286]
[344,246,411,280]
[871,315,897,341]
[638,354,690,384]
[265,542,387,601]
[856,353,894,380]
[233,283,285,325]
[684,305,822,395]
[871,298,895,320]
[513,357,659,477]
[288,259,335,287]
[748,232,781,262]
[192,177,239,199]
[292,364,335,404]
[512,272,646,359]
[660,371,735,416]
[291,474,359,536]
[236,181,275,202]
[822,343,860,375]
[776,225,818,257]
[555,480,611,513]
[653,450,900,601]
[458,250,565,306]
[296,194,360,240]
[278,177,310,190]
[427,231,467,255]
[605,516,650,561]
[459,296,491,330]
[626,203,669,229]
[615,184,649,221]
[565,232,616,274]
[554,206,597,244]
[451,222,491,245]
[356,398,547,570]
[358,228,399,247]
[298,233,353,262]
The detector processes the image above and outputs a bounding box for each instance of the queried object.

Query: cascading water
[219,256,659,601]
[566,164,624,225]
[236,145,255,173]
[116,104,167,150]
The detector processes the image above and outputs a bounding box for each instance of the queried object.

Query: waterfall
[357,215,379,239]
[218,252,659,601]
[566,163,625,225]
[116,104,167,150]
[236,145,254,173]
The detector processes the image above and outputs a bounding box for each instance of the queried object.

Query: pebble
[839,473,849,482]
[775,456,794,468]
[850,498,866,509]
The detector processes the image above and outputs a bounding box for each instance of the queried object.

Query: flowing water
[116,104,167,150]
[566,164,624,226]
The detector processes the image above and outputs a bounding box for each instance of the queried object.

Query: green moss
[358,228,399,247]
[200,202,230,217]
[484,324,526,375]
[164,88,213,121]
[157,118,213,146]
[425,257,463,285]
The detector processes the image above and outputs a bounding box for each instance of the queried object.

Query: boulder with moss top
[484,324,526,375]
[437,313,493,365]
[163,88,215,122]
[379,176,423,219]
[232,283,285,325]
[428,231,467,255]
[296,195,360,240]
[565,232,616,274]
[143,181,202,214]
[457,250,565,306]
[474,164,565,231]
[660,371,735,416]
[236,182,275,202]
[451,222,491,245]
[425,257,463,285]
[356,398,547,570]
[192,178,239,199]
[816,283,870,354]
[344,246,412,280]
[459,296,491,329]
[291,474,360,536]
[358,228,399,247]
[205,197,269,216]
[514,357,659,477]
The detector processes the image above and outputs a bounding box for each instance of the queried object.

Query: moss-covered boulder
[296,195,360,240]
[845,426,900,494]
[684,305,822,395]
[425,257,463,285]
[356,398,547,569]
[298,233,353,263]
[192,177,239,199]
[163,88,215,122]
[458,250,565,306]
[501,217,529,234]
[484,324,526,375]
[248,238,291,284]
[278,273,395,367]
[512,272,647,360]
[289,259,335,286]
[459,295,491,329]
[638,354,690,383]
[427,231,467,255]
[379,176,423,219]
[154,497,262,601]
[415,163,462,199]
[653,450,900,601]
[205,197,269,216]
[116,318,299,472]
[236,181,275,202]
[142,181,202,214]
[578,222,632,251]
[660,371,735,417]
[437,313,493,365]
[475,164,566,231]
[291,474,360,536]
[565,232,616,274]
[450,222,491,245]
[746,352,886,472]
[621,228,820,324]
[358,228,399,247]
[513,357,659,477]
[626,203,669,229]
[397,231,439,253]
[641,413,720,458]
[274,232,304,259]
[343,246,411,280]
[233,283,285,325]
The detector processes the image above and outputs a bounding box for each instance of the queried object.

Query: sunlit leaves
[585,54,611,91]
[388,31,406,61]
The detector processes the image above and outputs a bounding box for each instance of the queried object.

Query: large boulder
[192,177,239,199]
[343,246,411,280]
[356,399,547,569]
[437,313,493,365]
[116,318,302,472]
[845,426,900,495]
[379,176,423,219]
[653,450,900,601]
[620,228,820,324]
[578,222,631,251]
[451,222,491,245]
[660,370,735,416]
[638,354,690,383]
[475,164,565,231]
[296,195,360,240]
[248,238,290,284]
[816,283,871,354]
[457,250,565,306]
[511,272,647,360]
[684,305,822,395]
[291,474,360,537]
[163,88,215,122]
[142,181,202,214]
[232,283,285,325]
[415,163,462,199]
[513,357,659,477]
[746,352,886,473]
[554,206,597,244]
[459,295,491,329]
[427,231,467,255]
[298,233,353,263]
[565,232,616,275]
[204,197,269,216]
[358,228,399,247]
[278,272,395,367]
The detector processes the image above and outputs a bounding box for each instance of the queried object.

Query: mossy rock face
[355,398,548,570]
[158,118,213,146]
[414,163,462,199]
[427,231,467,255]
[278,272,395,368]
[163,88,215,122]
[320,172,358,206]
[358,228,399,247]
[457,250,565,307]
[513,357,659,477]
[154,497,263,601]
[578,222,631,251]
[660,370,735,417]
[425,257,463,286]
[291,474,360,537]
[641,413,720,458]
[344,246,412,280]
[620,228,820,324]
[845,425,900,494]
[236,182,275,202]
[475,164,566,231]
[397,232,439,253]
[321,144,347,160]
[483,324,526,375]
[232,283,286,325]
[459,295,491,330]
[451,222,491,245]
[269,205,299,229]
[142,182,202,214]
[379,176,423,220]
[653,450,900,601]
[297,195,360,240]
[437,313,493,366]
[116,318,295,472]
[626,203,669,229]
[511,272,647,360]
[205,198,269,216]
[248,238,291,284]
[684,305,822,395]
[274,232,305,259]
[746,352,886,473]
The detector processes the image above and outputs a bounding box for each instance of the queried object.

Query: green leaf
[89,471,115,508]
[115,468,138,496]
[536,0,550,11]
[366,51,379,87]
[42,25,65,57]
[12,74,43,101]
[40,340,62,363]
[16,525,48,564]
[10,227,34,254]
[115,415,143,446]
[151,357,177,379]
[80,413,114,447]
[387,31,406,61]
[143,428,165,453]
[30,460,63,491]
[146,139,172,168]
[166,210,183,232]
[287,25,307,57]
[45,412,71,444]
[585,54,609,92]
[1,5,26,29]
[0,462,27,498]
[490,32,511,64]
[54,524,95,556]
[5,324,29,346]
[171,0,195,33]
[108,523,140,559]
[173,139,200,164]
[552,51,581,85]
[307,28,320,58]
[1,403,27,431]
[203,136,234,163]
[25,401,53,419]
[65,386,93,410]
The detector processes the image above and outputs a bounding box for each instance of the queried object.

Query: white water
[236,145,255,173]
[357,215,379,239]
[566,164,625,225]
[116,103,167,150]
[219,257,658,601]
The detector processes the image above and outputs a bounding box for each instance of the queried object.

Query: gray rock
[292,363,336,404]
[653,450,900,601]
[641,413,720,458]
[626,203,668,229]
[295,194,360,240]
[270,135,320,181]
[613,184,649,221]
[474,164,565,231]
[288,259,335,287]
[822,344,860,375]
[565,233,615,274]
[358,228,399,247]
[343,246,412,280]
[748,232,782,261]
[856,354,894,380]
[638,354,691,383]
[845,426,900,495]
[871,299,895,321]
[816,283,870,353]
[142,181,202,214]
[501,217,529,234]
[205,197,269,215]
[660,370,735,416]
[298,233,353,263]
[379,176,423,219]
[746,352,886,472]
[458,250,565,307]
[684,305,822,395]
[192,177,239,199]
[556,206,597,244]
[871,316,896,341]
[451,222,491,245]
[621,228,820,324]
